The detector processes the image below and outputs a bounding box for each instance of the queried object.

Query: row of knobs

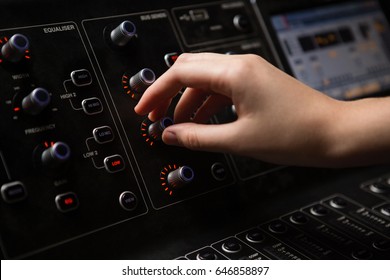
[38,140,194,188]
[0,21,135,63]
[110,21,156,98]
[110,20,194,189]
[2,26,192,189]
[2,29,154,104]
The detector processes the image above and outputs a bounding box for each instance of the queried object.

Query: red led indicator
[140,120,156,146]
[13,107,21,112]
[111,160,122,167]
[64,198,74,205]
[160,164,179,197]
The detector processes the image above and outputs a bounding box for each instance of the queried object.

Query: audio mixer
[0,0,390,259]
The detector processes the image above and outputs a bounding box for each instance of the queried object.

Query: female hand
[135,53,390,167]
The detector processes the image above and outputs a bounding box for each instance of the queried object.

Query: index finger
[134,52,235,116]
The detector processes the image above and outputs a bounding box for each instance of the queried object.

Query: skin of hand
[134,52,390,167]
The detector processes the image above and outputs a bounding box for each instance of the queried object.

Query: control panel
[0,0,390,259]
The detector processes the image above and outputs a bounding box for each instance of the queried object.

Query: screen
[271,0,390,100]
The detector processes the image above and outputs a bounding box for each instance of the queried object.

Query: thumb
[162,122,238,153]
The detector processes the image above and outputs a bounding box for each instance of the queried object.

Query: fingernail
[163,130,180,146]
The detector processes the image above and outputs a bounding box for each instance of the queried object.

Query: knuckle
[183,127,202,150]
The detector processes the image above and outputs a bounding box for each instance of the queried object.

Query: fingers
[173,88,211,123]
[191,94,232,123]
[162,122,241,153]
[134,53,235,117]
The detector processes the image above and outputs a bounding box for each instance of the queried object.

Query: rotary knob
[41,142,71,169]
[167,166,194,188]
[129,68,156,99]
[148,117,173,140]
[1,34,30,62]
[22,87,51,115]
[110,20,137,47]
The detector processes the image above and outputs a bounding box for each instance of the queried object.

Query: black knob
[22,87,51,115]
[148,117,173,140]
[129,68,156,99]
[167,166,194,188]
[1,34,29,62]
[233,15,250,32]
[41,142,71,169]
[110,21,136,47]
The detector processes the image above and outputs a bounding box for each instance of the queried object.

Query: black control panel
[0,0,390,259]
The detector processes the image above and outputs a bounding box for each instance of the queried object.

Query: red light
[64,198,73,205]
[111,160,121,167]
[44,142,49,148]
[13,107,21,112]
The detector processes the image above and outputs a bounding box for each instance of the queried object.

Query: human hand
[134,53,343,166]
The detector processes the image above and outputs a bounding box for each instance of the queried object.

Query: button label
[55,192,79,213]
[104,155,125,173]
[93,126,114,144]
[70,69,92,87]
[82,98,103,115]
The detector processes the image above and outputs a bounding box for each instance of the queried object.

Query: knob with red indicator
[41,142,71,169]
[129,68,156,99]
[148,117,173,140]
[167,166,194,188]
[110,20,137,47]
[22,87,51,115]
[1,34,30,62]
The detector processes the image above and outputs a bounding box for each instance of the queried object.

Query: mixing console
[0,0,389,259]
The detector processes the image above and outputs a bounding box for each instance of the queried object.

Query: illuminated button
[104,154,125,173]
[82,97,103,115]
[211,162,227,181]
[1,34,29,62]
[164,52,180,67]
[119,191,138,211]
[1,181,27,203]
[70,69,92,87]
[55,192,79,213]
[93,126,114,144]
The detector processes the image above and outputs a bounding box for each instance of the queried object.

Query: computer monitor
[269,0,390,100]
